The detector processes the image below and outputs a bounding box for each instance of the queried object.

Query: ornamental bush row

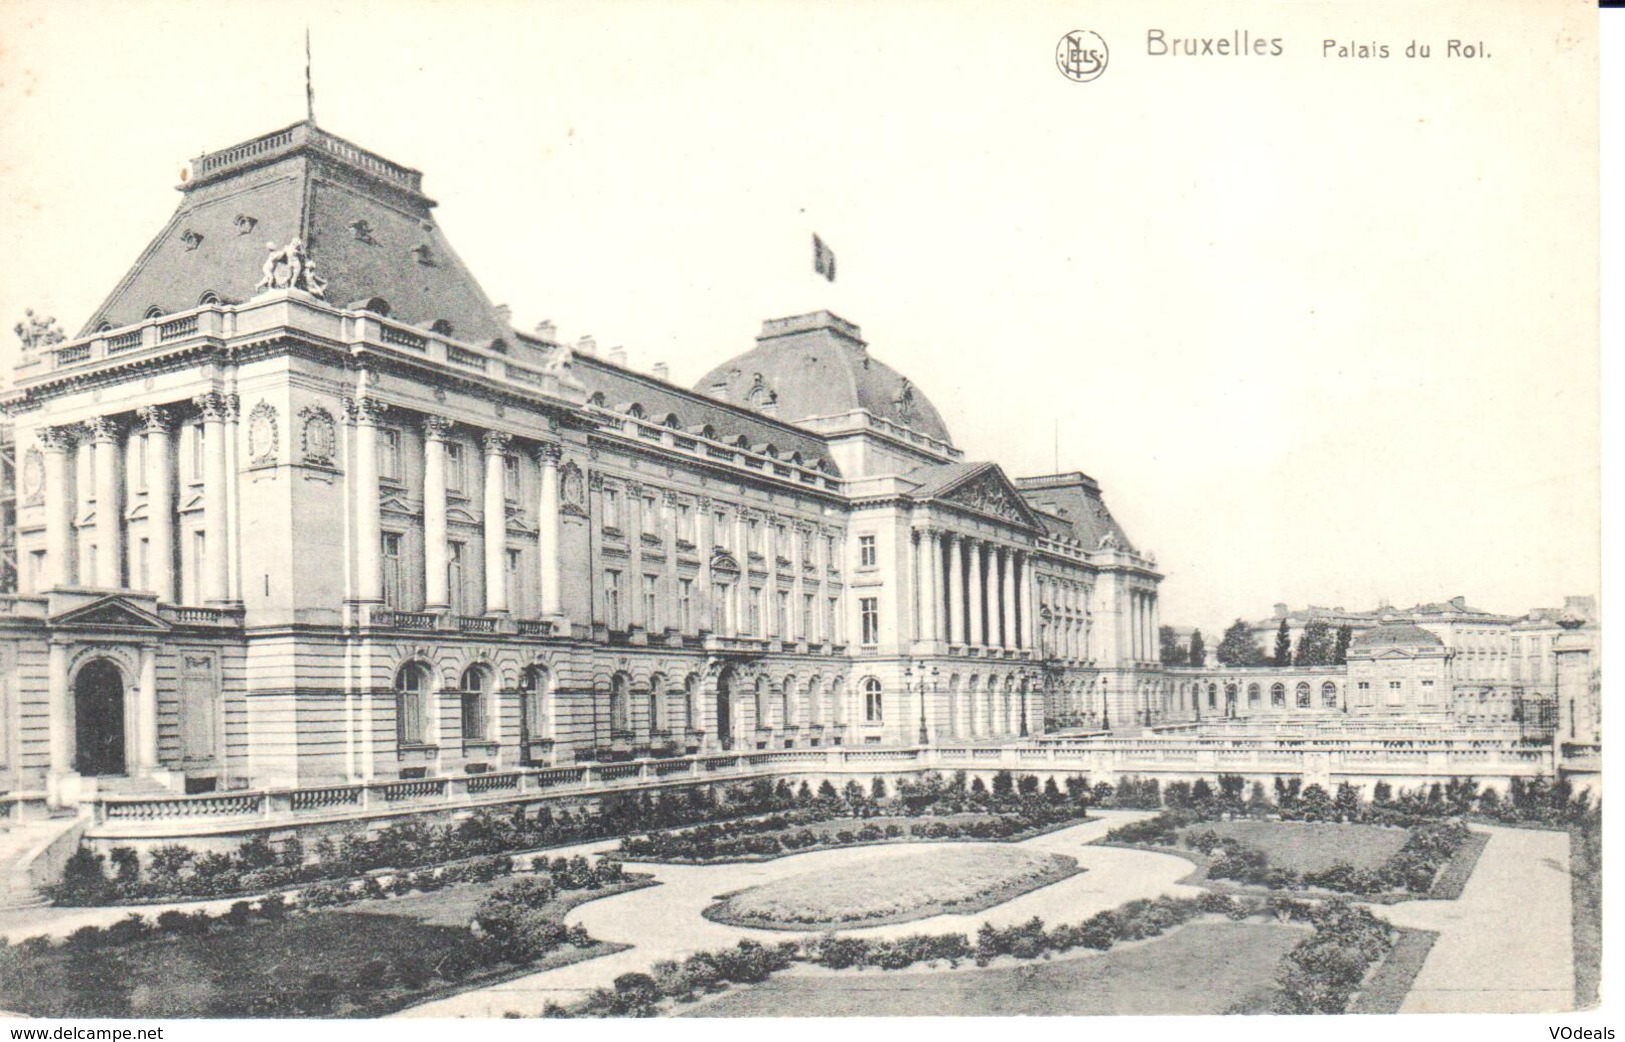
[554,892,1388,1018]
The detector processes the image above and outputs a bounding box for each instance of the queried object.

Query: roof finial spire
[305,27,316,125]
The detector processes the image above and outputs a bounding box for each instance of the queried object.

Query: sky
[0,0,1601,639]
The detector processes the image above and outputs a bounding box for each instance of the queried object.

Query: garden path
[1372,823,1574,1013]
[397,810,1200,1018]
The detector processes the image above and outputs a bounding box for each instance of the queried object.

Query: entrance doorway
[74,659,126,776]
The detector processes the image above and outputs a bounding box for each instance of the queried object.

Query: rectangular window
[136,538,150,592]
[714,511,729,548]
[503,454,520,501]
[190,530,206,602]
[603,487,622,530]
[860,596,879,645]
[679,577,693,632]
[461,684,487,742]
[29,550,47,591]
[858,534,877,568]
[445,442,465,492]
[824,535,836,570]
[605,569,622,630]
[378,428,401,481]
[642,495,657,535]
[191,423,205,480]
[748,518,762,553]
[506,548,524,616]
[676,502,693,542]
[748,587,762,635]
[381,532,404,607]
[643,574,659,631]
[713,582,731,633]
[447,541,467,615]
[802,593,815,641]
[827,597,840,643]
[1387,680,1404,705]
[776,590,790,637]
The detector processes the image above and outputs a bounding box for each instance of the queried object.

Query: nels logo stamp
[1057,30,1109,82]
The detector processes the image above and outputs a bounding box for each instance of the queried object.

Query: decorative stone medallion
[247,401,278,464]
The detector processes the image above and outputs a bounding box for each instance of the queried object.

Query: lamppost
[1017,669,1031,737]
[903,661,939,746]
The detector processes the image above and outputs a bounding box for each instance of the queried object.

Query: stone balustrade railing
[87,736,1558,831]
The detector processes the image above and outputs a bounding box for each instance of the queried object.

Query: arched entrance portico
[74,659,126,776]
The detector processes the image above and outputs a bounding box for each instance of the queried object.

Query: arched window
[460,665,490,741]
[626,403,645,420]
[831,677,847,725]
[863,677,883,723]
[588,392,607,408]
[1295,681,1312,708]
[430,318,455,336]
[609,673,631,734]
[143,305,164,319]
[754,676,771,729]
[1249,683,1263,706]
[395,663,431,746]
[779,674,795,729]
[662,413,682,429]
[198,290,221,306]
[1322,681,1338,709]
[1269,683,1285,707]
[1207,683,1218,709]
[699,424,717,439]
[805,676,823,728]
[648,673,666,734]
[520,665,549,750]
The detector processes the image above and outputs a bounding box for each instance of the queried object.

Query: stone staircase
[0,812,89,911]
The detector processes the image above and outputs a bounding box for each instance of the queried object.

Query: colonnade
[914,527,1033,651]
[1128,588,1159,663]
[34,395,230,604]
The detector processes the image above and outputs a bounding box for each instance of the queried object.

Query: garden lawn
[0,880,646,1018]
[705,847,1078,930]
[1180,820,1410,875]
[684,921,1308,1016]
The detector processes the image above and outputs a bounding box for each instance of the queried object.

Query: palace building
[0,119,1168,808]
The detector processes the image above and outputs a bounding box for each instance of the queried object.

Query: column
[223,392,242,602]
[791,524,806,642]
[1001,547,1018,651]
[39,426,77,589]
[734,511,749,635]
[343,395,387,603]
[137,408,175,602]
[423,416,453,610]
[661,491,679,634]
[966,539,984,648]
[89,417,123,588]
[946,533,965,645]
[626,482,645,632]
[194,393,231,603]
[764,515,779,639]
[1021,557,1036,652]
[697,498,713,633]
[135,644,159,772]
[916,527,939,643]
[482,430,512,613]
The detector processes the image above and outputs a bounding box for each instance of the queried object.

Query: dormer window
[430,318,454,336]
[180,229,204,251]
[234,214,258,236]
[144,305,164,320]
[412,243,436,266]
[626,403,645,420]
[198,291,221,306]
[350,219,375,243]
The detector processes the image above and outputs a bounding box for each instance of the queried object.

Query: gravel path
[397,810,1203,1017]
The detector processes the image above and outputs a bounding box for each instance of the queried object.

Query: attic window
[662,413,681,429]
[412,243,436,266]
[96,323,113,333]
[430,319,454,336]
[198,291,221,305]
[762,444,778,459]
[350,219,375,243]
[489,337,508,353]
[733,435,751,449]
[626,403,645,420]
[352,296,390,316]
[144,306,164,320]
[180,229,204,251]
[234,214,258,235]
[588,392,607,408]
[699,424,717,439]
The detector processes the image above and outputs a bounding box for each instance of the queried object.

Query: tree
[1332,625,1354,665]
[1216,620,1266,667]
[1294,620,1335,667]
[1188,629,1206,668]
[1159,626,1187,667]
[1273,619,1292,667]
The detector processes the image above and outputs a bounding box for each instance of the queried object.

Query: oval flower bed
[704,846,1081,930]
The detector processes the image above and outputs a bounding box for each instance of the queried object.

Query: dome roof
[694,311,953,445]
[1350,622,1444,650]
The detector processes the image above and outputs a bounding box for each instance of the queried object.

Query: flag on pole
[813,234,836,282]
[305,29,316,124]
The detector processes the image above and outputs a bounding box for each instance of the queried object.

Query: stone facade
[0,120,1164,808]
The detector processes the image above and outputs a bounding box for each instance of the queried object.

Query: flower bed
[704,847,1080,929]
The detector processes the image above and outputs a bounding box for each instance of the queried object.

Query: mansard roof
[80,121,510,345]
[1014,472,1137,552]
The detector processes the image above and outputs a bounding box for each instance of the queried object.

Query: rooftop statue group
[256,237,328,299]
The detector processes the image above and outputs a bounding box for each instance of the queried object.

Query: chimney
[534,319,557,340]
[608,346,628,366]
[576,335,597,356]
[494,304,512,327]
[652,362,670,381]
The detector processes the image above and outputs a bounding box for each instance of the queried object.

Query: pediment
[379,494,417,517]
[926,465,1041,529]
[51,594,171,633]
[711,548,742,575]
[446,506,480,527]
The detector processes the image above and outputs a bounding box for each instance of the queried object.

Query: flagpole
[305,29,316,125]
